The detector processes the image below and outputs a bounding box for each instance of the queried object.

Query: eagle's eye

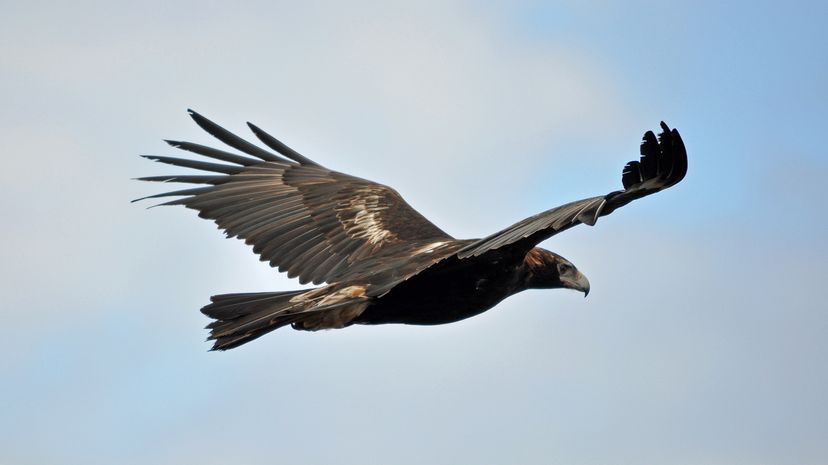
[558,263,573,275]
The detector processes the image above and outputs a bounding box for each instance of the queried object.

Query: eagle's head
[523,247,590,296]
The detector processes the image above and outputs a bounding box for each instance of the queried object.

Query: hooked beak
[563,271,590,297]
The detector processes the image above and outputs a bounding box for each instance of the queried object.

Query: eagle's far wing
[135,110,453,285]
[457,122,687,259]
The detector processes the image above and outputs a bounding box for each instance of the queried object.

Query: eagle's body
[137,111,686,350]
[357,244,524,326]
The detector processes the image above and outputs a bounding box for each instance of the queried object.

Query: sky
[1,1,826,464]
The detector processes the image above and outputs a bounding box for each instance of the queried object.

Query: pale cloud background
[1,1,826,464]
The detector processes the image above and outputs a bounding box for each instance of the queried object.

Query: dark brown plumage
[136,111,687,350]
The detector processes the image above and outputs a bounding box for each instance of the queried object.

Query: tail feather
[203,291,303,320]
[201,287,369,351]
[202,290,306,350]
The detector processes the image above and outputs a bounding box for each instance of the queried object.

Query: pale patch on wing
[412,241,449,255]
[339,187,397,245]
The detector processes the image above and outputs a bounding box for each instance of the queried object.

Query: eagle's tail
[201,285,370,351]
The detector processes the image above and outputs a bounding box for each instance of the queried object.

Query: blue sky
[1,1,826,464]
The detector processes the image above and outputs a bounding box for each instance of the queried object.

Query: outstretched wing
[457,122,687,259]
[136,110,453,285]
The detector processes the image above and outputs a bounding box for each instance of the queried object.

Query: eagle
[136,111,687,350]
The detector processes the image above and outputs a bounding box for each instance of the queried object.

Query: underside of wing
[135,110,453,285]
[457,122,687,259]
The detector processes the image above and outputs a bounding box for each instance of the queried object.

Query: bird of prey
[136,111,687,350]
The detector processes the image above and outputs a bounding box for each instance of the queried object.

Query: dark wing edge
[133,109,317,205]
[457,122,687,259]
[134,110,453,285]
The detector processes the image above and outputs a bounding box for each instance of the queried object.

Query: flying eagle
[137,111,687,350]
